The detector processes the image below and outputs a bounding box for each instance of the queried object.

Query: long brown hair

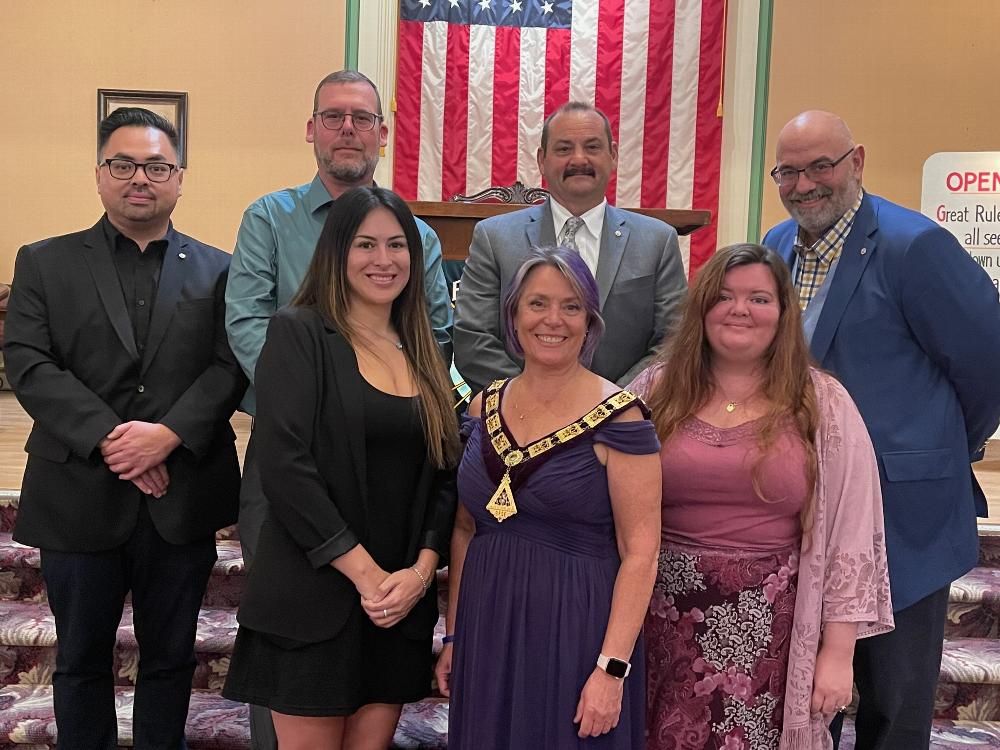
[292,186,460,468]
[645,243,820,527]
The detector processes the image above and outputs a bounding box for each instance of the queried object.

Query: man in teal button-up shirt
[224,70,451,750]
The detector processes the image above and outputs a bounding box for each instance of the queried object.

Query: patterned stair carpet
[0,490,449,749]
[3,483,1000,748]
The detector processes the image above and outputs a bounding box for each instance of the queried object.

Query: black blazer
[3,218,246,551]
[236,306,456,644]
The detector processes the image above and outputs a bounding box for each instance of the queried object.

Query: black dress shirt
[102,216,167,354]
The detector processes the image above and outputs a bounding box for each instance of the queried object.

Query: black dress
[223,381,432,716]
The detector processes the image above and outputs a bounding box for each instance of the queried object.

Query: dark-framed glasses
[313,110,381,131]
[101,159,178,183]
[770,147,855,187]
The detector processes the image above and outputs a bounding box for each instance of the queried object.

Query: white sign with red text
[921,152,1000,292]
[921,152,1000,440]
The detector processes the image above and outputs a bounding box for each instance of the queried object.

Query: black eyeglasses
[770,147,855,187]
[101,159,178,183]
[313,110,382,132]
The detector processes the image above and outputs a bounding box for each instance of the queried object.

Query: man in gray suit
[454,102,687,396]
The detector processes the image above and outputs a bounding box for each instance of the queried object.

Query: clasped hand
[100,421,181,498]
[360,567,426,628]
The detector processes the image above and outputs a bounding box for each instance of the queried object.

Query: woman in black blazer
[223,187,460,749]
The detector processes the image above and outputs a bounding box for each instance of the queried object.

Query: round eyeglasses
[313,110,381,132]
[101,159,178,183]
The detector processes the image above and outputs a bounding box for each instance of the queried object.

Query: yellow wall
[0,0,346,280]
[762,1,1000,234]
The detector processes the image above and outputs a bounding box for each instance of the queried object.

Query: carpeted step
[936,638,1000,721]
[0,684,249,749]
[0,533,245,608]
[840,715,1000,748]
[950,567,1000,639]
[0,492,16,536]
[981,530,1000,569]
[0,684,448,749]
[0,600,236,691]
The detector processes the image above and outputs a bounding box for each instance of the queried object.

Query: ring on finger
[383,609,389,618]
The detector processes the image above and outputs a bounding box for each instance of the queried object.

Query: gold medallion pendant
[480,379,640,525]
[486,470,517,522]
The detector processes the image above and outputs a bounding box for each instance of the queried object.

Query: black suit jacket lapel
[81,221,140,363]
[810,194,878,364]
[141,231,186,377]
[328,328,368,506]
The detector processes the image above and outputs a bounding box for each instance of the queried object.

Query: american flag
[392,0,725,274]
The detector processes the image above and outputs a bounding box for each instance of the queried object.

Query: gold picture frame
[97,89,188,166]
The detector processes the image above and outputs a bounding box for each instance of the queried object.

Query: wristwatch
[597,653,631,679]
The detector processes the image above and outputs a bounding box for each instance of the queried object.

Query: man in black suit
[3,108,246,750]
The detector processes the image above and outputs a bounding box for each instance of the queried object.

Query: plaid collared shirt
[793,190,864,310]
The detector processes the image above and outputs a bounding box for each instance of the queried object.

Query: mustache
[789,186,832,202]
[563,165,595,178]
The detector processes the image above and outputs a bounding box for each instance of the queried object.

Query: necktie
[559,217,586,253]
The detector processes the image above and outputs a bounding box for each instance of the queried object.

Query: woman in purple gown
[436,247,662,749]
[631,244,893,750]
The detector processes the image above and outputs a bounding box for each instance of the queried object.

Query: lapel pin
[860,247,867,255]
[615,230,622,237]
[178,252,187,259]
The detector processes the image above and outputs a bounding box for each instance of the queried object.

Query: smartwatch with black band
[596,653,631,679]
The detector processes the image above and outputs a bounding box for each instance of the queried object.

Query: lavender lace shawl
[630,367,894,750]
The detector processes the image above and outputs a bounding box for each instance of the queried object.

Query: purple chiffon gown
[448,384,660,749]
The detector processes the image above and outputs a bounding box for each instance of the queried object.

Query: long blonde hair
[645,243,820,529]
[292,186,460,468]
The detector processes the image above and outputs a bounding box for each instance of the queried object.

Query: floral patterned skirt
[645,541,799,750]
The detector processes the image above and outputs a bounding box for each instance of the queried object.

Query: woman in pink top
[630,244,893,750]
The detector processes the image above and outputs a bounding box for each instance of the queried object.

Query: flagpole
[746,0,773,243]
[345,0,361,69]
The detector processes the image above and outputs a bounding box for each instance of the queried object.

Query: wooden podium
[407,201,712,261]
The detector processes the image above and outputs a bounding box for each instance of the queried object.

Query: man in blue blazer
[763,110,1000,749]
[453,102,688,396]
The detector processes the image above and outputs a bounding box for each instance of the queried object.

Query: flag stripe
[417,20,448,201]
[441,22,471,201]
[569,2,599,104]
[465,23,495,195]
[517,26,548,187]
[690,0,725,273]
[639,0,675,208]
[594,0,625,204]
[490,26,521,187]
[666,0,701,211]
[393,19,424,199]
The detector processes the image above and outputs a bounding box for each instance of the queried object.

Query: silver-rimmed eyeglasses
[101,159,178,183]
[770,147,855,187]
[313,110,381,131]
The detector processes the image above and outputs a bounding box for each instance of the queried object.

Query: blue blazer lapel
[596,205,627,308]
[329,329,368,505]
[81,222,140,363]
[141,231,186,376]
[810,195,878,364]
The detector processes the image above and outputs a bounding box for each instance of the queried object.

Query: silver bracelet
[410,566,429,591]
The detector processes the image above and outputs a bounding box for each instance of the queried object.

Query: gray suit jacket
[454,200,687,396]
